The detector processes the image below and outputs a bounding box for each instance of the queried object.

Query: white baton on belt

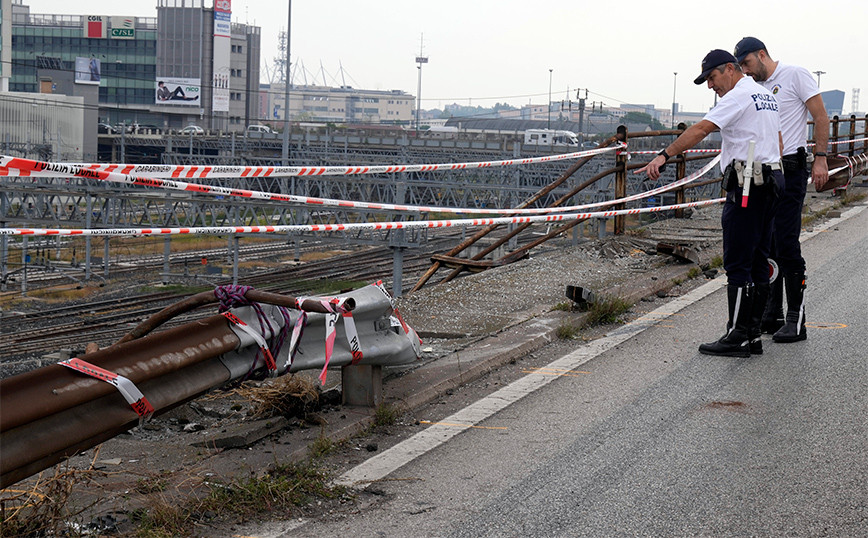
[741,140,755,208]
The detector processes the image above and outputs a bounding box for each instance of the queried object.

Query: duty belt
[732,159,781,187]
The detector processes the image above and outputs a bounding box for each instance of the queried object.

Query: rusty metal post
[849,115,857,157]
[674,155,687,218]
[673,123,687,218]
[614,126,628,235]
[831,115,840,150]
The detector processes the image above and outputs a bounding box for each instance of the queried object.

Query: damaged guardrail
[0,282,421,488]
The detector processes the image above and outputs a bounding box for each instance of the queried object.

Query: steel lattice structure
[1,134,721,289]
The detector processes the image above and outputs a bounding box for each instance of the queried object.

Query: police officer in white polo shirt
[734,37,829,344]
[638,49,784,357]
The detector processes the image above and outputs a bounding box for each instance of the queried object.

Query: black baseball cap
[693,49,739,85]
[734,37,766,63]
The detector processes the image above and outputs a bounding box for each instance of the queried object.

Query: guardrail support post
[341,364,383,407]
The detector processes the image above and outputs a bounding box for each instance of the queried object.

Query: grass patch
[0,465,104,538]
[552,301,573,312]
[556,321,580,340]
[134,475,170,495]
[838,191,866,205]
[687,266,702,279]
[203,461,344,516]
[308,433,334,458]
[584,295,632,326]
[709,255,723,269]
[130,461,345,536]
[21,285,101,303]
[802,208,827,227]
[373,403,400,428]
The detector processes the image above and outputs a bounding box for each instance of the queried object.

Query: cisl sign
[110,17,136,39]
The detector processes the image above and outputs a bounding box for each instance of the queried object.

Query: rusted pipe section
[117,289,351,344]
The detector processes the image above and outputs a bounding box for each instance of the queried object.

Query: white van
[524,129,579,147]
[246,124,274,134]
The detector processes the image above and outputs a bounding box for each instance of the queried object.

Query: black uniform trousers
[770,156,809,274]
[721,170,784,286]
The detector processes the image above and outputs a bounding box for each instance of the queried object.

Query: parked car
[180,125,205,135]
[246,124,274,134]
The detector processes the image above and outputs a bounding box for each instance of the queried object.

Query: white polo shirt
[758,62,820,155]
[704,75,782,173]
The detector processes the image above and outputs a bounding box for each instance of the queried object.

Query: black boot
[749,282,769,354]
[761,275,784,334]
[699,284,752,358]
[773,273,807,343]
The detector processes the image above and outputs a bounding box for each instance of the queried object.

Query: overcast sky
[26,0,868,115]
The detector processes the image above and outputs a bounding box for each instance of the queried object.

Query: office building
[9,0,260,133]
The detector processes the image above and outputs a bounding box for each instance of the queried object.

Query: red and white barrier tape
[291,296,359,385]
[222,311,278,377]
[44,145,620,180]
[60,357,155,421]
[625,137,868,156]
[621,148,722,156]
[0,152,717,218]
[374,280,423,352]
[0,197,725,238]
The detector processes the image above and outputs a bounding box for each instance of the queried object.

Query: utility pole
[813,70,826,87]
[547,69,553,129]
[415,34,428,135]
[577,88,587,146]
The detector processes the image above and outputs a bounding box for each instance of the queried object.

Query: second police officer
[637,49,784,357]
[734,37,830,344]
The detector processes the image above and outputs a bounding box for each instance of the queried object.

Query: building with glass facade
[9,0,260,133]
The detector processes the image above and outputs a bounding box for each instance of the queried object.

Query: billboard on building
[74,57,101,84]
[83,15,106,38]
[212,0,231,112]
[110,16,135,39]
[155,78,201,105]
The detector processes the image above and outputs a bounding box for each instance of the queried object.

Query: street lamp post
[547,69,553,129]
[671,72,678,129]
[813,70,826,87]
[281,0,292,165]
[415,35,428,135]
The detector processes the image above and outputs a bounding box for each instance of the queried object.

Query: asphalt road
[241,203,868,537]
